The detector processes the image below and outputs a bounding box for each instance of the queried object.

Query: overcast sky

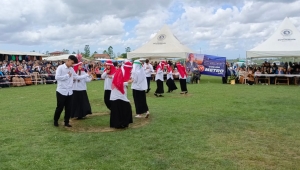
[1,0,300,59]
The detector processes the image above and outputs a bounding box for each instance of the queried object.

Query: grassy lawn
[0,75,300,170]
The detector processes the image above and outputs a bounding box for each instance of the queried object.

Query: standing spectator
[143,59,154,93]
[0,68,9,88]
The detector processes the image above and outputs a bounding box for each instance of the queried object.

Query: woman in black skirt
[154,61,166,97]
[176,62,188,94]
[131,60,150,118]
[71,62,93,119]
[166,64,177,93]
[110,61,133,129]
[101,60,116,111]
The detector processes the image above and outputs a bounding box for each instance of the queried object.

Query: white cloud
[1,0,300,58]
[123,8,170,49]
[167,0,300,56]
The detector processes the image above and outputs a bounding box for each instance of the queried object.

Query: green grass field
[1,76,300,170]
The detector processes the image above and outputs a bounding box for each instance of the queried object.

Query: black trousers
[179,79,187,92]
[146,77,151,90]
[132,89,149,114]
[155,80,164,94]
[104,90,111,110]
[222,76,228,84]
[54,92,73,124]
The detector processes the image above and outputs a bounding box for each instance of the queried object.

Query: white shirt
[167,71,173,80]
[55,64,85,96]
[110,82,130,102]
[73,71,92,91]
[155,68,164,81]
[143,63,154,77]
[101,71,113,90]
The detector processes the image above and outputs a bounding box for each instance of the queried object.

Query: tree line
[42,46,131,59]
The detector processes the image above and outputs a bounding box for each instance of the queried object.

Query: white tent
[44,54,90,61]
[0,50,47,56]
[247,17,300,59]
[44,54,71,61]
[127,25,194,59]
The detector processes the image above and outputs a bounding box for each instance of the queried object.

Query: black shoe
[54,121,59,127]
[64,124,72,127]
[147,89,150,93]
[154,93,158,97]
[158,95,164,97]
[167,91,170,93]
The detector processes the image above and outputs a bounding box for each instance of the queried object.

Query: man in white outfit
[143,59,154,93]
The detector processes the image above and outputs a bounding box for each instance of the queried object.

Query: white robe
[73,71,92,91]
[143,63,154,77]
[110,82,130,102]
[131,63,148,91]
[155,68,164,81]
[167,71,173,80]
[101,71,113,90]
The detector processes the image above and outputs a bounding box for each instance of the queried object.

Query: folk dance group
[154,61,188,97]
[53,55,187,129]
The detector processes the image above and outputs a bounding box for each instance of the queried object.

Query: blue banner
[185,53,226,77]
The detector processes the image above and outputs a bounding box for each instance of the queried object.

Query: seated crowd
[0,60,124,88]
[229,61,300,85]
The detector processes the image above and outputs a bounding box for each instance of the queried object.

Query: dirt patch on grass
[64,112,151,133]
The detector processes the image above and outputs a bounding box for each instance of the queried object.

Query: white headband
[124,64,132,68]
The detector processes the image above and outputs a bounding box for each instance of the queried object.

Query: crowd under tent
[0,50,47,61]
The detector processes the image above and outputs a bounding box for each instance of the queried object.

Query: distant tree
[125,47,131,53]
[83,45,90,58]
[103,50,108,54]
[62,49,69,54]
[91,51,98,58]
[108,46,114,58]
[72,51,76,54]
[120,47,131,58]
[121,53,127,58]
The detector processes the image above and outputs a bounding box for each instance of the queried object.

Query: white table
[255,74,300,85]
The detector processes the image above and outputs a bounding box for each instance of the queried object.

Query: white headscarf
[131,60,147,90]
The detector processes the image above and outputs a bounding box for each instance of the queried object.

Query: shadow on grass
[61,112,151,133]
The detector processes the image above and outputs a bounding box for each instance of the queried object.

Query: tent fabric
[127,25,194,59]
[44,54,71,61]
[247,17,300,59]
[0,50,47,57]
[44,54,90,61]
